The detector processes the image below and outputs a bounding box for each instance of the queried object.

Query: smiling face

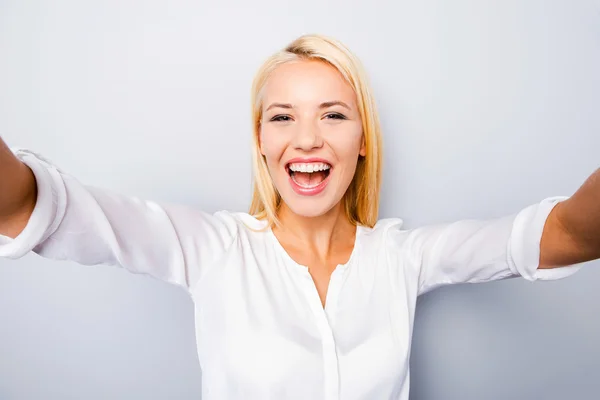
[259,60,366,219]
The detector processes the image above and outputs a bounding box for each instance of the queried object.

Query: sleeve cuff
[508,196,583,281]
[0,149,66,259]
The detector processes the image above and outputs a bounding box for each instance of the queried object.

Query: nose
[293,121,324,151]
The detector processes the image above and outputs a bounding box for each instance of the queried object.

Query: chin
[279,192,340,219]
[288,204,334,218]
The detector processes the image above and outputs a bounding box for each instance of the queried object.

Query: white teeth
[288,162,331,173]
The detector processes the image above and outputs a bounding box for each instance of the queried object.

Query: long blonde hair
[249,34,383,228]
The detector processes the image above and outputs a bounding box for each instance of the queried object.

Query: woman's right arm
[0,137,37,239]
[0,137,239,292]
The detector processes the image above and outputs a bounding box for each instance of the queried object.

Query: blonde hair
[249,34,383,228]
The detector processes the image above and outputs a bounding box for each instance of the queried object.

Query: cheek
[328,125,364,160]
[259,128,287,168]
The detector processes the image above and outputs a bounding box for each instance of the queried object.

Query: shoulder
[358,217,407,252]
[356,218,421,284]
[154,207,264,250]
[362,217,405,238]
[212,210,269,238]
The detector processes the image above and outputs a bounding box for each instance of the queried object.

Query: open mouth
[286,162,332,189]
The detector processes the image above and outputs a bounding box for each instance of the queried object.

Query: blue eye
[271,115,292,122]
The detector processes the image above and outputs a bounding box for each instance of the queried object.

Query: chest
[191,245,414,398]
[281,243,355,308]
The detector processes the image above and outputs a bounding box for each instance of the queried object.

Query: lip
[285,157,333,197]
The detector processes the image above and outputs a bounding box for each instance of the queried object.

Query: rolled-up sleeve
[507,197,582,281]
[388,197,582,296]
[0,149,66,259]
[0,149,238,292]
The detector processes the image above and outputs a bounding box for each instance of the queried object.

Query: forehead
[262,60,357,109]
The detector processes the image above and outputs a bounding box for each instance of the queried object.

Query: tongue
[293,171,327,187]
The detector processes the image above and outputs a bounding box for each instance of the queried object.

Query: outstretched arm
[0,137,37,238]
[541,168,600,269]
[1,144,239,292]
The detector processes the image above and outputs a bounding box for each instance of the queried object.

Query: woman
[0,34,598,400]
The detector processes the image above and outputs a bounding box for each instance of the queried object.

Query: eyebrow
[319,101,351,110]
[265,101,351,112]
[265,103,293,111]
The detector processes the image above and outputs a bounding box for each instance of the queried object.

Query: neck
[273,201,356,259]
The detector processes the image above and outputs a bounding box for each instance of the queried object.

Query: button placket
[298,269,341,400]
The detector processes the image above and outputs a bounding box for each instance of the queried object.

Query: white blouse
[1,149,581,400]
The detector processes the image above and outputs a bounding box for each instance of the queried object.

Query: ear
[359,135,366,157]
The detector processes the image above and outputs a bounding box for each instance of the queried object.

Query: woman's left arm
[541,168,600,269]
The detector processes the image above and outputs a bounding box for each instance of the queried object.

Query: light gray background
[1,0,599,399]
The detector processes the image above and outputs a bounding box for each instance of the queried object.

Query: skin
[0,140,37,239]
[259,60,365,306]
[541,170,600,268]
